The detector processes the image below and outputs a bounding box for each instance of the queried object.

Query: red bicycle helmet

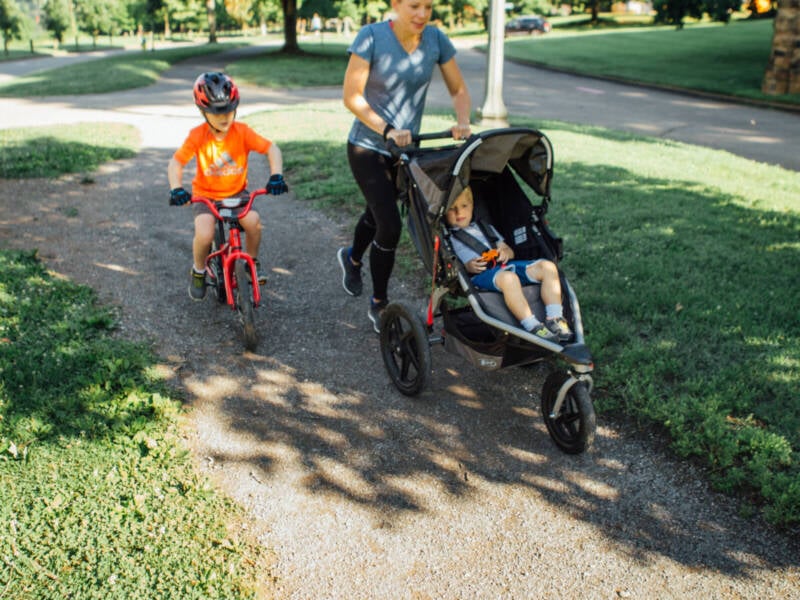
[193,72,240,114]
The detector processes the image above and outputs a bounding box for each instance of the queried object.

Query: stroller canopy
[407,127,554,223]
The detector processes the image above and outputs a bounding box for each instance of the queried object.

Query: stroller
[379,127,596,454]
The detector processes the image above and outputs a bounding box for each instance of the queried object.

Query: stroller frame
[379,128,596,454]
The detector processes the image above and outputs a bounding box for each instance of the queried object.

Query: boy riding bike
[168,71,288,300]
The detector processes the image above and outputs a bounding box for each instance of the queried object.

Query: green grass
[0,43,244,97]
[245,104,800,525]
[228,43,349,88]
[0,250,273,598]
[503,18,800,107]
[0,123,140,178]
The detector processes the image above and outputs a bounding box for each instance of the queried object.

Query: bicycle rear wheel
[234,259,258,351]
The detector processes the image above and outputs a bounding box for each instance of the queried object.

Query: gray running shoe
[367,299,388,334]
[337,247,362,296]
[189,268,207,301]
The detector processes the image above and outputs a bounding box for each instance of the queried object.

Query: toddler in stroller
[445,185,572,342]
[377,127,596,454]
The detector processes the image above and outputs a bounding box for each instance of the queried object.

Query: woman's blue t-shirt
[347,21,457,155]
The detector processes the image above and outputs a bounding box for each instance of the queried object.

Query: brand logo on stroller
[479,358,499,368]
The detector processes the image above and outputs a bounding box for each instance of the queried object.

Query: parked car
[505,16,552,36]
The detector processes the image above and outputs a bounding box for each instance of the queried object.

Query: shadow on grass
[0,250,164,446]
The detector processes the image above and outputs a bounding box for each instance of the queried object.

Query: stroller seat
[475,285,544,329]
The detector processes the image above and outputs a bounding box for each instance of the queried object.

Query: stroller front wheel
[380,301,432,396]
[541,369,596,454]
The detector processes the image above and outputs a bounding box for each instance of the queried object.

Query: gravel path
[1,46,798,599]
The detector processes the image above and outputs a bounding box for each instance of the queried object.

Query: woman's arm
[343,53,413,147]
[440,58,472,140]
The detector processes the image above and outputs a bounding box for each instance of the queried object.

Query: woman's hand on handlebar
[386,127,412,147]
[451,123,471,140]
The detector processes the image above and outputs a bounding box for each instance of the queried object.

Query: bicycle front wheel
[210,225,227,304]
[234,259,258,351]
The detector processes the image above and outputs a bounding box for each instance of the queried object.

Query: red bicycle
[191,189,267,351]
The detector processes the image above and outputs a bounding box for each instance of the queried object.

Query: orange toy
[481,248,499,266]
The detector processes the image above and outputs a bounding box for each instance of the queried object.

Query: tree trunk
[762,0,800,94]
[281,0,300,53]
[207,0,218,43]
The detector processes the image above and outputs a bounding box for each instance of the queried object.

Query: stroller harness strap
[450,220,500,257]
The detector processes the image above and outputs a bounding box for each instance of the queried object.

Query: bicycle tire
[210,225,227,304]
[234,259,258,351]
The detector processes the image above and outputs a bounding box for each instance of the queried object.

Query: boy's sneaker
[367,299,388,334]
[189,268,207,301]
[254,259,267,285]
[337,247,362,296]
[529,321,558,341]
[545,317,573,342]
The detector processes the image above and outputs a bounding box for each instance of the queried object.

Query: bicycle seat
[220,197,247,208]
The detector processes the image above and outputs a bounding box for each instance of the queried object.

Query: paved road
[1,42,799,171]
[432,44,800,171]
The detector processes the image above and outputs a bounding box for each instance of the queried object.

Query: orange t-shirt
[172,122,272,200]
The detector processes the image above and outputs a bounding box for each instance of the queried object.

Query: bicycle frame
[191,189,267,309]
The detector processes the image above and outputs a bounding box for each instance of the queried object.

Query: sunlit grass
[503,18,799,106]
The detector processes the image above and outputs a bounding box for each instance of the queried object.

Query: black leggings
[347,142,401,302]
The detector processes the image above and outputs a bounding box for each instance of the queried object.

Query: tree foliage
[0,0,32,54]
[654,0,741,27]
[43,0,72,45]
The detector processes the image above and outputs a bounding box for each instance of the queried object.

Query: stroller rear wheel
[541,369,596,454]
[380,301,432,396]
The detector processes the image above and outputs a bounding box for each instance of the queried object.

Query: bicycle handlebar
[190,189,268,221]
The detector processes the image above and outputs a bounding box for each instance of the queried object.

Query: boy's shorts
[470,259,543,292]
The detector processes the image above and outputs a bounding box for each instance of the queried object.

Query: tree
[206,0,217,42]
[225,0,253,29]
[0,0,30,55]
[654,0,704,28]
[75,0,115,47]
[762,0,800,95]
[280,0,298,52]
[43,0,72,48]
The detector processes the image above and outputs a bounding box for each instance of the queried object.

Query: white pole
[478,0,508,127]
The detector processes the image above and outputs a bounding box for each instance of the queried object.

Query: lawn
[503,18,800,107]
[0,250,273,598]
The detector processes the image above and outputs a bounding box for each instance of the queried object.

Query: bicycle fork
[208,222,261,308]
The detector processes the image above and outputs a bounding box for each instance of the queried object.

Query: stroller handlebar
[385,130,463,159]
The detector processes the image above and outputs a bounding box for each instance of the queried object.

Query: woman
[337,0,472,333]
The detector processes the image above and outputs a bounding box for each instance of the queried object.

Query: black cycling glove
[169,187,191,206]
[267,174,288,195]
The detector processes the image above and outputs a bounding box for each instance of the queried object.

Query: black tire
[379,301,431,396]
[541,370,595,454]
[210,226,227,304]
[234,259,258,351]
